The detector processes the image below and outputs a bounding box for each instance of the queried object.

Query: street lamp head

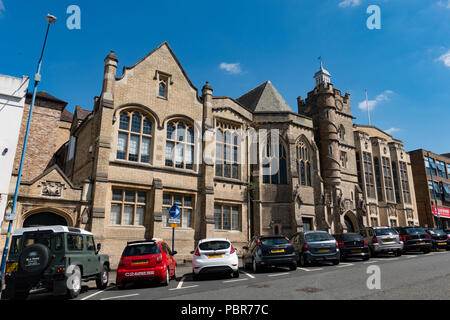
[46,14,57,24]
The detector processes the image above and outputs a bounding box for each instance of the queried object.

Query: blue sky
[0,0,449,153]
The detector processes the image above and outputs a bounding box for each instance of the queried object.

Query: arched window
[215,121,241,179]
[338,125,345,141]
[117,110,153,163]
[262,138,287,185]
[165,119,194,170]
[296,140,312,186]
[159,81,167,98]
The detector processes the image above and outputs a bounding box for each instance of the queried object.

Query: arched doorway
[344,215,355,233]
[23,212,68,228]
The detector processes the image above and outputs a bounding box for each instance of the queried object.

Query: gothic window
[374,157,383,201]
[215,121,241,179]
[399,161,411,204]
[165,119,194,170]
[117,110,153,163]
[382,157,395,202]
[363,152,375,198]
[340,151,347,169]
[296,140,312,186]
[262,138,288,185]
[338,125,345,141]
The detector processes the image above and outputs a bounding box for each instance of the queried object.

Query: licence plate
[438,242,446,246]
[383,239,394,243]
[208,255,223,259]
[132,259,149,265]
[417,242,425,245]
[351,249,362,253]
[271,249,285,254]
[6,262,18,273]
[318,249,329,253]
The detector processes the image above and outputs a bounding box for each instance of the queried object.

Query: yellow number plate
[318,249,329,253]
[417,242,425,245]
[351,249,362,253]
[208,255,223,259]
[438,242,446,245]
[271,249,285,254]
[383,239,394,242]
[6,262,18,273]
[132,259,149,265]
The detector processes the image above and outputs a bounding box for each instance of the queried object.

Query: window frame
[215,121,241,179]
[214,203,240,231]
[296,140,312,187]
[110,188,147,226]
[262,139,288,185]
[162,193,194,229]
[165,119,195,171]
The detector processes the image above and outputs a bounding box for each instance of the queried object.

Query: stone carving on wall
[388,205,397,217]
[369,204,377,216]
[39,181,66,197]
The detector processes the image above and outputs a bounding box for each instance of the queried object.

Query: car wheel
[66,266,82,299]
[423,248,431,254]
[362,256,370,261]
[332,259,340,266]
[300,254,309,267]
[232,271,239,278]
[289,262,297,271]
[96,265,109,290]
[193,272,200,281]
[162,268,170,286]
[252,258,260,273]
[394,250,402,257]
[117,283,126,290]
[370,248,377,258]
[10,289,29,301]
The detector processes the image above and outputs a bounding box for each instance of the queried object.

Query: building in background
[409,149,450,229]
[0,74,29,222]
[353,125,419,228]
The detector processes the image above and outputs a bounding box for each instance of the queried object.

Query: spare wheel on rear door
[19,243,51,275]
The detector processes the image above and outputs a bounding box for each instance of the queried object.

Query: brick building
[0,42,420,267]
[409,150,450,229]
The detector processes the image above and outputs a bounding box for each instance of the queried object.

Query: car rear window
[374,228,397,236]
[259,237,290,246]
[199,241,230,251]
[341,233,363,241]
[122,243,161,257]
[304,232,334,242]
[405,227,426,235]
[428,229,446,236]
[23,231,53,249]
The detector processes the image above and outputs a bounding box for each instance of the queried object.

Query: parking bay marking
[100,293,139,300]
[242,271,255,279]
[298,267,323,272]
[336,263,353,268]
[80,285,116,301]
[364,260,378,264]
[268,272,290,277]
[223,278,249,283]
[169,276,200,291]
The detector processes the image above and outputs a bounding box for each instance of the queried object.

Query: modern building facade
[409,149,450,229]
[0,42,420,267]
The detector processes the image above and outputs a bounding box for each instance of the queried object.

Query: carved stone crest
[39,181,66,197]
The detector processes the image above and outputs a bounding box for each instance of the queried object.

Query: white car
[191,238,239,280]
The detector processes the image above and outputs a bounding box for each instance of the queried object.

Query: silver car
[360,227,403,257]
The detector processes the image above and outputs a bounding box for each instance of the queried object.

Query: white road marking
[336,263,353,268]
[268,272,290,277]
[364,260,378,264]
[406,255,417,258]
[297,267,323,272]
[177,276,186,289]
[100,293,139,300]
[80,286,116,301]
[387,258,399,261]
[242,271,255,279]
[169,285,199,291]
[223,278,249,283]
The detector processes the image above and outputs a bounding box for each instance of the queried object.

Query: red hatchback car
[116,239,177,289]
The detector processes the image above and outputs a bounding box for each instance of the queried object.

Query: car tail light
[372,236,378,243]
[338,241,345,248]
[285,237,292,244]
[230,245,236,254]
[447,234,450,239]
[119,258,125,267]
[364,240,368,246]
[403,235,412,240]
[194,248,200,256]
[257,239,262,246]
[425,233,431,239]
[156,255,163,264]
[302,243,309,252]
[335,241,339,249]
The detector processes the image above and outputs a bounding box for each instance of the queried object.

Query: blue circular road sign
[169,205,181,219]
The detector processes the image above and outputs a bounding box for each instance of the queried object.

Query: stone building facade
[1,42,420,267]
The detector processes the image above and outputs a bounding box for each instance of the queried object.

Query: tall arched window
[117,110,153,163]
[296,140,312,186]
[215,121,241,179]
[338,125,345,141]
[159,81,167,98]
[262,138,287,185]
[165,119,194,170]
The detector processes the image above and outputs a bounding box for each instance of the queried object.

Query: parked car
[394,226,432,254]
[333,233,370,261]
[425,229,450,251]
[242,236,297,273]
[191,238,239,280]
[3,225,110,300]
[291,231,340,266]
[360,227,403,257]
[116,239,177,289]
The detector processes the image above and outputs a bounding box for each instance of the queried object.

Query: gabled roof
[60,108,74,123]
[236,80,292,113]
[75,105,91,121]
[27,91,68,105]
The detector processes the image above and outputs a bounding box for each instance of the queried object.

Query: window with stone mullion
[215,127,240,179]
[165,121,194,170]
[117,111,152,163]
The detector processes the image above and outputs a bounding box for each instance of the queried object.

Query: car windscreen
[259,237,290,246]
[341,234,363,241]
[122,243,161,257]
[405,227,426,235]
[374,228,397,236]
[305,233,334,242]
[199,241,230,251]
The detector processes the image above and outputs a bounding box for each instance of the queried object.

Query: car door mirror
[96,243,101,253]
[190,250,195,254]
[171,251,177,256]
[242,246,249,250]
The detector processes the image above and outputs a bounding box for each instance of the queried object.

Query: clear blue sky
[0,0,449,153]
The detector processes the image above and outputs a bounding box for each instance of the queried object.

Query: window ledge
[157,96,168,101]
[108,225,146,229]
[214,176,246,185]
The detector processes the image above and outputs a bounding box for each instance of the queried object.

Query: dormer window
[159,81,167,98]
[154,70,173,99]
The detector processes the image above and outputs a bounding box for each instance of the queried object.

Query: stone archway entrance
[23,212,68,228]
[344,214,356,233]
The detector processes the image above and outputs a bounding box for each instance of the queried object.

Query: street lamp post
[0,14,57,287]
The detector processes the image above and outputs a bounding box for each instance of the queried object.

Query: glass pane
[143,117,152,135]
[233,146,238,162]
[137,192,146,203]
[232,206,239,231]
[216,164,223,176]
[233,133,239,146]
[125,190,135,202]
[110,204,121,225]
[141,137,151,163]
[174,195,182,206]
[184,196,193,207]
[135,206,145,226]
[129,135,139,162]
[224,164,231,178]
[162,208,169,227]
[175,143,184,168]
[182,209,192,228]
[165,141,174,166]
[232,164,239,179]
[187,127,194,144]
[223,207,231,230]
[177,122,185,142]
[123,205,133,225]
[224,131,231,144]
[186,145,193,165]
[216,130,223,144]
[216,143,223,162]
[167,122,176,140]
[159,82,166,97]
[214,206,222,230]
[117,133,128,160]
[280,157,287,184]
[131,113,141,133]
[163,194,171,205]
[112,189,122,201]
[119,113,130,130]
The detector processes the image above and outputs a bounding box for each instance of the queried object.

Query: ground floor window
[370,217,378,227]
[162,193,193,228]
[110,188,147,226]
[390,219,398,227]
[302,217,313,231]
[214,204,240,231]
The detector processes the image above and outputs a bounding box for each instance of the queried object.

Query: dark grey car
[291,231,340,266]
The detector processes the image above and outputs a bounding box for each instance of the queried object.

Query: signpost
[168,205,181,252]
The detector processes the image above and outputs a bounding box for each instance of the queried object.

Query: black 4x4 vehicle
[2,226,110,300]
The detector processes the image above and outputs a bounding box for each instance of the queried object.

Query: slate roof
[236,80,292,113]
[26,91,68,105]
[60,108,74,123]
[75,105,91,121]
